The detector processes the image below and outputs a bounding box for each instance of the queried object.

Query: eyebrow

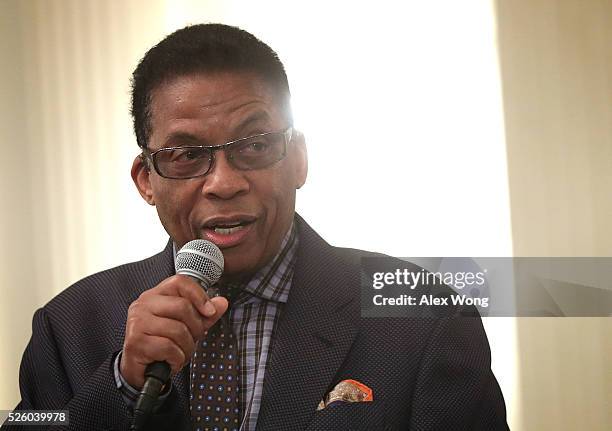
[233,111,273,136]
[163,132,205,148]
[161,111,274,149]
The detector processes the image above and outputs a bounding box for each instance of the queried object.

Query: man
[10,24,508,430]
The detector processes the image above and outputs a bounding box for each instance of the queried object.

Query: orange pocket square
[317,379,373,411]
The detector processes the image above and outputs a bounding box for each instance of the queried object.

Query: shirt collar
[239,221,297,303]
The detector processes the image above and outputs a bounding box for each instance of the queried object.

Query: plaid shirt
[226,223,297,430]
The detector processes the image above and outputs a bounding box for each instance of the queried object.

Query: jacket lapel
[256,215,361,430]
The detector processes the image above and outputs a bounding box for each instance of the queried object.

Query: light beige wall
[0,0,36,406]
[496,0,612,430]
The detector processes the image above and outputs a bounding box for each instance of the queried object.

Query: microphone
[131,240,224,431]
[175,239,225,297]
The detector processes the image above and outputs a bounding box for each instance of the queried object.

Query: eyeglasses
[144,127,293,179]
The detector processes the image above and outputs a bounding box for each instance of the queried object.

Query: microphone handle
[130,361,171,431]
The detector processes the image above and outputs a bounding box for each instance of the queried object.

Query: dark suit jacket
[9,216,508,430]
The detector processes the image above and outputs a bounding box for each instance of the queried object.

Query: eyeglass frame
[141,126,294,180]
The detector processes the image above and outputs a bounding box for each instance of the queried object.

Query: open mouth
[210,221,252,235]
[201,216,257,248]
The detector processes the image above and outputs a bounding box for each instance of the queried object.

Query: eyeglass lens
[153,131,287,179]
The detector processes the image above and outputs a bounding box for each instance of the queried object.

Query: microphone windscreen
[175,240,224,288]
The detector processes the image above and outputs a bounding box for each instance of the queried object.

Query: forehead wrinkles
[149,75,276,133]
[198,99,270,129]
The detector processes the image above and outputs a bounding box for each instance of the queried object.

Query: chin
[222,254,259,279]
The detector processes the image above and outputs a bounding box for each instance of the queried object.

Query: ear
[131,154,155,205]
[292,130,308,189]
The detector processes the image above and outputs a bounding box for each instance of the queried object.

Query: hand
[120,275,228,389]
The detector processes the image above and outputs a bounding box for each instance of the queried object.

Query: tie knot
[218,283,244,306]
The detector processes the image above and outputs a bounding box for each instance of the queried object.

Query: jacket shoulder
[43,243,174,320]
[330,245,422,273]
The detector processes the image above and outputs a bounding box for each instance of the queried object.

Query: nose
[201,150,250,199]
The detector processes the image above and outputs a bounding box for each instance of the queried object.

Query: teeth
[213,225,245,235]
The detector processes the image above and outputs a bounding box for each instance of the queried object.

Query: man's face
[132,72,307,278]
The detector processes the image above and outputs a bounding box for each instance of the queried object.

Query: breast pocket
[305,401,386,431]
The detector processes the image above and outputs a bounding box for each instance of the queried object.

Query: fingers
[131,295,207,340]
[137,275,229,336]
[141,316,195,363]
[121,275,230,389]
[145,275,217,318]
[125,333,187,375]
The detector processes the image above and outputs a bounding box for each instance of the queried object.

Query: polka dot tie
[190,310,241,431]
